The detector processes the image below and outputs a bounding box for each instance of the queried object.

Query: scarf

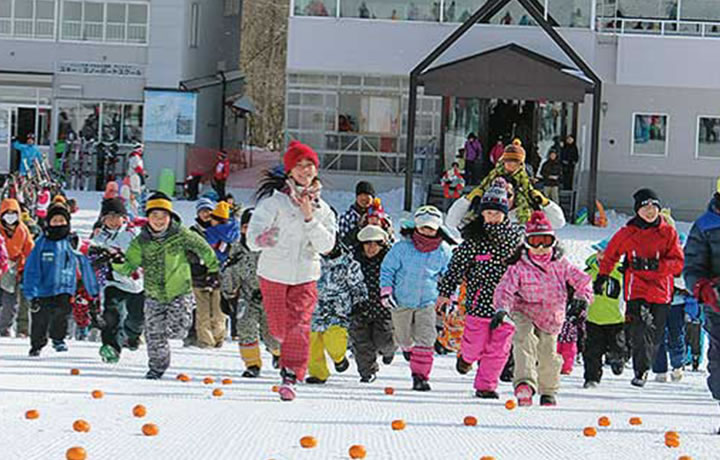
[412,231,442,253]
[529,251,553,264]
[629,215,660,230]
[195,217,211,229]
[283,178,322,208]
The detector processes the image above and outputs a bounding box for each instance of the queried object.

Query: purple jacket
[465,139,483,162]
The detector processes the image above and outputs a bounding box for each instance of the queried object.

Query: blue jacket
[205,220,240,264]
[684,198,720,295]
[380,239,452,309]
[22,236,99,300]
[12,141,43,176]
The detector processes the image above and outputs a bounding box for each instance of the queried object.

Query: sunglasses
[526,234,556,248]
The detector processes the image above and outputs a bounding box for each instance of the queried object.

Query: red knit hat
[284,141,319,172]
[525,210,554,236]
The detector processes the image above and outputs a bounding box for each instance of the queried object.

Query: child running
[381,205,453,391]
[437,181,522,398]
[494,211,593,406]
[0,198,34,337]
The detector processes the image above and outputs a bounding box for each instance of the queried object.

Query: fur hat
[283,141,319,172]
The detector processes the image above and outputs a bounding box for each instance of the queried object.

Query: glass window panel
[0,20,10,35]
[681,1,720,21]
[295,0,335,17]
[122,104,143,144]
[76,102,100,140]
[301,93,323,107]
[340,75,361,86]
[697,117,720,159]
[492,3,532,25]
[38,108,51,146]
[14,0,33,19]
[287,92,301,105]
[300,109,324,130]
[340,0,439,21]
[339,154,358,171]
[128,3,147,23]
[0,0,10,18]
[106,3,125,22]
[548,0,591,28]
[287,108,300,129]
[84,2,103,22]
[631,113,668,156]
[106,3,125,41]
[36,0,54,19]
[64,1,81,20]
[616,0,673,20]
[101,102,121,143]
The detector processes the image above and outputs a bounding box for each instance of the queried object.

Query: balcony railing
[596,16,720,38]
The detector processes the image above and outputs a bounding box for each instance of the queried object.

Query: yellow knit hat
[145,191,173,214]
[212,201,231,220]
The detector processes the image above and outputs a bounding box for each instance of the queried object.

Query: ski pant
[220,296,238,338]
[392,306,436,381]
[0,288,18,334]
[626,300,669,378]
[557,341,577,374]
[583,322,626,383]
[512,311,562,396]
[214,179,227,200]
[259,277,317,381]
[349,315,396,379]
[30,294,72,351]
[101,287,145,353]
[193,287,226,348]
[685,320,703,366]
[544,185,560,205]
[460,315,514,392]
[703,306,720,400]
[17,291,29,335]
[652,303,686,374]
[308,325,348,381]
[144,295,193,375]
[237,299,279,369]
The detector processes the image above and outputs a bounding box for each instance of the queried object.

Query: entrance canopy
[418,44,594,102]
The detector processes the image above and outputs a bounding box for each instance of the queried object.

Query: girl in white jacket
[247,141,336,401]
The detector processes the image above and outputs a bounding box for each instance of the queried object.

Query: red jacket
[599,216,684,304]
[214,159,230,181]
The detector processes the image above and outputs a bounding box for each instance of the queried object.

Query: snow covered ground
[0,190,716,460]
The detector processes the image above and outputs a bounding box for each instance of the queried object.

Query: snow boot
[279,369,297,401]
[475,390,499,399]
[671,367,684,382]
[610,360,625,376]
[654,372,668,383]
[631,372,648,387]
[434,339,448,355]
[540,395,557,407]
[456,355,472,375]
[52,340,68,352]
[334,357,350,373]
[360,374,377,383]
[272,354,280,369]
[242,366,261,378]
[583,380,598,389]
[75,326,89,341]
[28,348,41,357]
[403,351,411,362]
[305,376,327,385]
[412,374,431,392]
[692,356,700,372]
[99,344,120,364]
[514,383,534,407]
[382,354,394,365]
[145,369,164,380]
[126,336,141,351]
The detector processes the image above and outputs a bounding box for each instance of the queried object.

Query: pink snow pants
[460,315,515,391]
[557,341,577,374]
[259,277,318,381]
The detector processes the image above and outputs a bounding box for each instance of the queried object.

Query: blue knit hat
[196,197,216,213]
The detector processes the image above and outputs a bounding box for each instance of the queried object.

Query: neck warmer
[412,231,442,253]
[529,251,553,264]
[46,224,70,241]
[195,217,211,229]
[630,215,660,230]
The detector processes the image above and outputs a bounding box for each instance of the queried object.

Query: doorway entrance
[0,105,51,174]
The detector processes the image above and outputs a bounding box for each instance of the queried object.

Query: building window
[61,0,149,44]
[189,2,199,48]
[697,116,720,159]
[0,0,56,39]
[223,0,240,17]
[57,100,143,145]
[631,113,668,157]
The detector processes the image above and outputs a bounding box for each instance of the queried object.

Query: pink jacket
[493,252,593,335]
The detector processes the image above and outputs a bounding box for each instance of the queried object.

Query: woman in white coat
[247,141,336,401]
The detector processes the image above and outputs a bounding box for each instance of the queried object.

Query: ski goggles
[525,234,556,248]
[638,198,660,209]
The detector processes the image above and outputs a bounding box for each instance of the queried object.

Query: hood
[1,198,21,215]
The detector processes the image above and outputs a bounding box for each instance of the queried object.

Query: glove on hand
[380,286,399,310]
[490,309,512,330]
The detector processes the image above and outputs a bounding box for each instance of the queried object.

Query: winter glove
[380,286,399,310]
[567,299,588,324]
[631,256,659,271]
[694,278,720,313]
[593,275,609,295]
[251,289,263,304]
[529,189,550,208]
[684,296,700,320]
[29,298,41,314]
[490,309,512,330]
[205,272,221,289]
[435,296,453,314]
[89,299,105,330]
[255,227,279,248]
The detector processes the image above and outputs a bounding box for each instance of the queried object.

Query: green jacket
[585,254,625,325]
[115,220,219,304]
[466,161,535,224]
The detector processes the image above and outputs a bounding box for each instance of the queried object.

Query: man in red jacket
[213,151,230,200]
[594,188,684,387]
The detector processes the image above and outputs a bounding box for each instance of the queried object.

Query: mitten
[695,278,720,312]
[380,286,398,310]
[530,189,550,208]
[490,309,512,330]
[593,275,609,295]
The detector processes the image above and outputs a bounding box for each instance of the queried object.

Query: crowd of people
[1,139,719,427]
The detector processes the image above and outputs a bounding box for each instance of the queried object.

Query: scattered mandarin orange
[463,416,478,426]
[665,437,680,448]
[91,390,104,399]
[212,388,224,397]
[583,427,597,437]
[72,420,91,433]
[203,377,214,385]
[299,436,317,448]
[132,405,147,418]
[598,416,611,427]
[25,410,39,420]
[629,417,642,425]
[391,419,406,430]
[505,399,516,410]
[222,378,233,385]
[65,446,87,460]
[384,387,395,395]
[70,368,80,376]
[142,423,159,436]
[348,444,367,459]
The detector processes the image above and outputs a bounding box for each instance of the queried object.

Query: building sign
[143,90,197,144]
[57,62,144,78]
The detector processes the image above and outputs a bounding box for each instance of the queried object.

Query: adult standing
[464,133,485,185]
[247,141,336,401]
[560,135,579,190]
[213,151,230,200]
[11,134,43,176]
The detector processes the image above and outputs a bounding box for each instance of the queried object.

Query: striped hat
[196,197,216,213]
[146,191,174,216]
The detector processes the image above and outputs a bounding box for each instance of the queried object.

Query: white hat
[414,205,443,231]
[357,225,388,243]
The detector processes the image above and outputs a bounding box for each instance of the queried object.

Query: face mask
[2,212,18,226]
[46,224,70,241]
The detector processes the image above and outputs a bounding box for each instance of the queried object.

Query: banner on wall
[143,89,197,144]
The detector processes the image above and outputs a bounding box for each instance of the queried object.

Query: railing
[596,16,720,38]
